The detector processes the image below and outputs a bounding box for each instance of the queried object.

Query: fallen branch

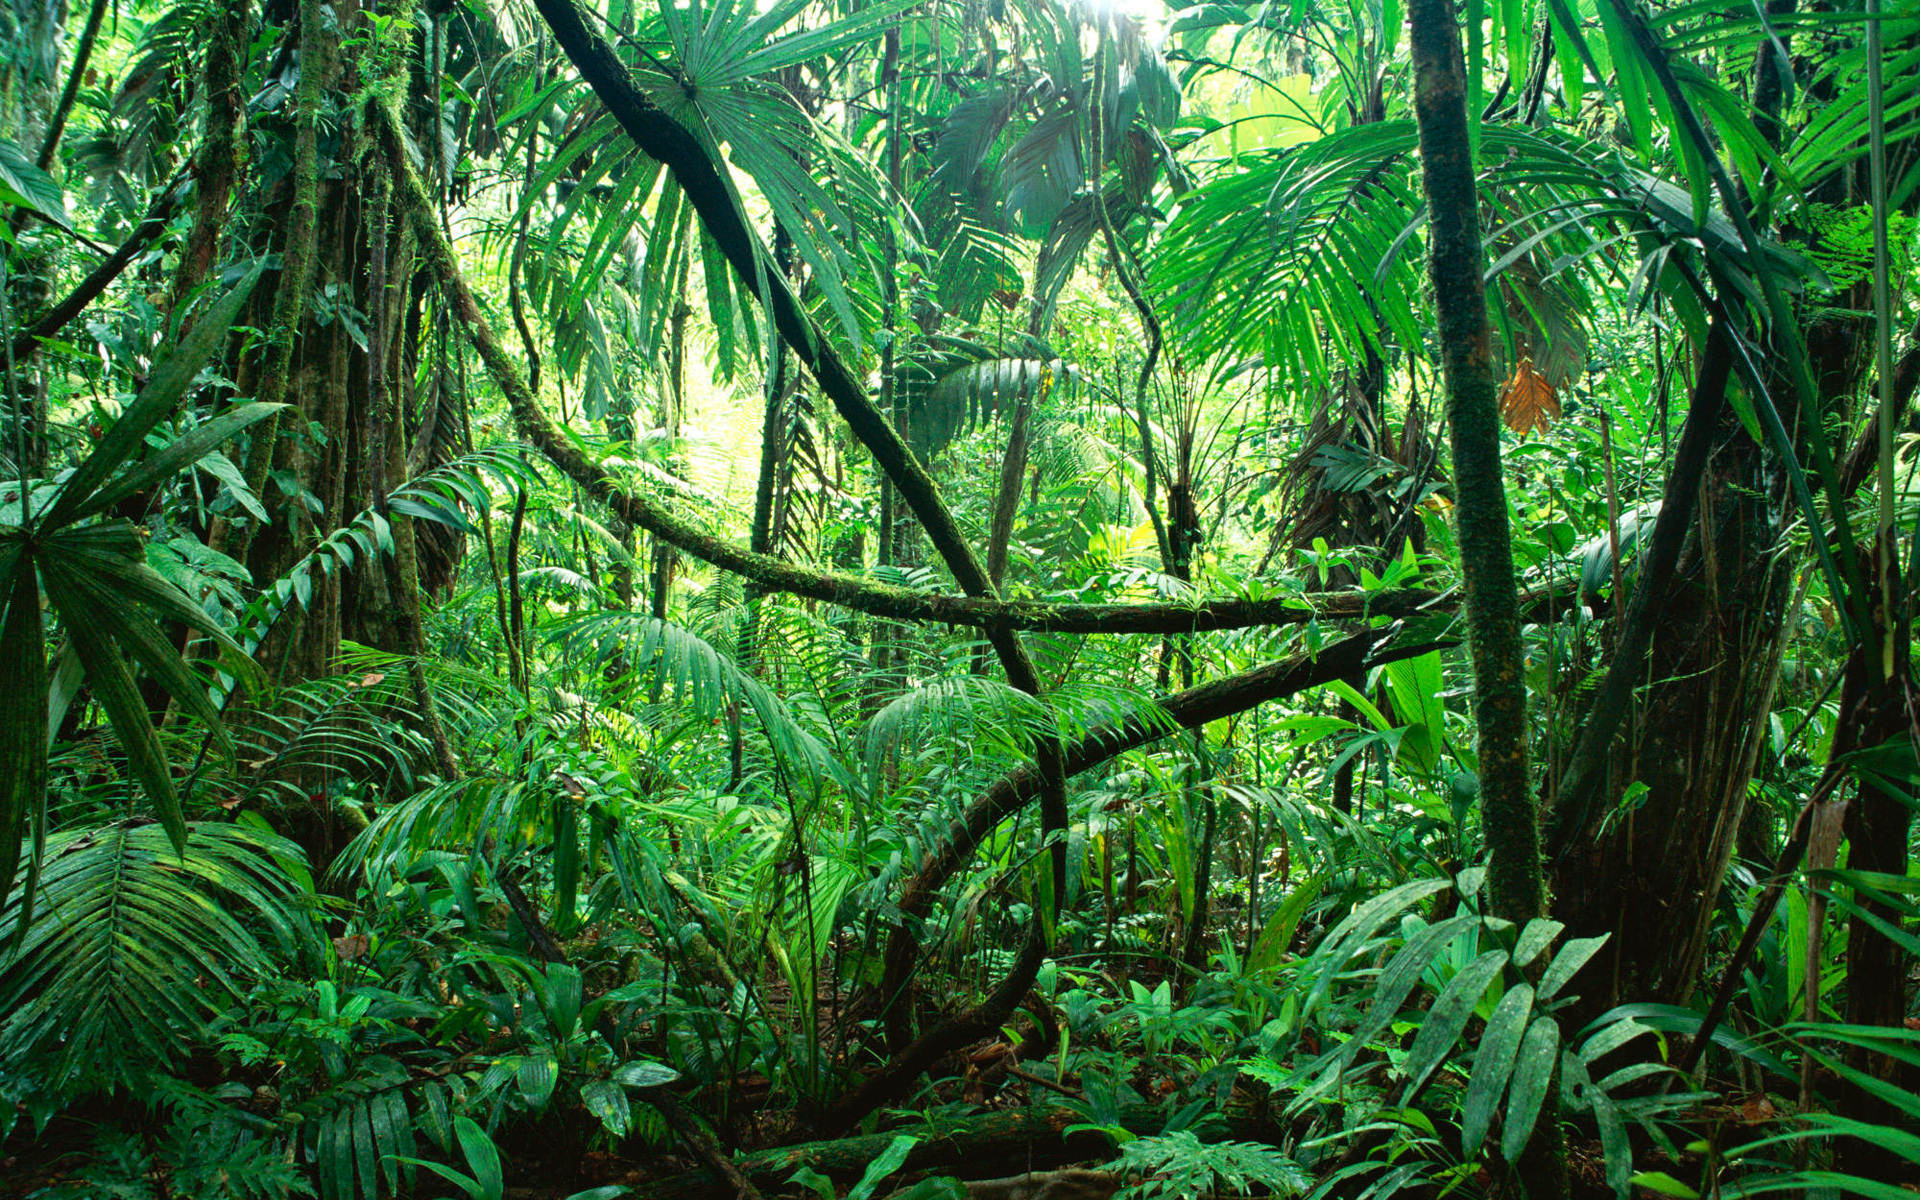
[624,1104,1277,1200]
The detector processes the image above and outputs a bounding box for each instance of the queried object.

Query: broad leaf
[1401,949,1509,1101]
[1501,1017,1562,1163]
[0,137,69,229]
[1462,982,1533,1156]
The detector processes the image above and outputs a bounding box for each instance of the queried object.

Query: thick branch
[380,112,1451,641]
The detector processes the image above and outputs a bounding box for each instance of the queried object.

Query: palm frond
[0,821,310,1088]
[547,611,856,794]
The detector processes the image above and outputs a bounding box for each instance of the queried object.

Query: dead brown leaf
[1500,357,1561,436]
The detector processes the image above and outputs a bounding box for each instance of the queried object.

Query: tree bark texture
[1407,0,1544,926]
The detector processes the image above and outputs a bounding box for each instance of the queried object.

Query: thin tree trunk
[32,0,107,170]
[1406,0,1564,1194]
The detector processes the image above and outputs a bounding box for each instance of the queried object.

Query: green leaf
[1380,650,1446,773]
[1628,1172,1700,1199]
[45,641,83,752]
[1593,1089,1633,1198]
[0,822,303,1084]
[78,402,286,521]
[43,264,264,529]
[1538,934,1608,1004]
[1462,982,1533,1156]
[1501,1017,1562,1163]
[379,1088,415,1193]
[1720,1172,1919,1200]
[1248,870,1327,971]
[581,1079,632,1138]
[846,1134,920,1200]
[36,566,186,851]
[614,1059,681,1089]
[726,0,920,80]
[353,1097,379,1200]
[518,1052,559,1111]
[388,494,476,534]
[1331,914,1482,1077]
[1302,877,1452,1020]
[399,1158,484,1200]
[1512,918,1564,970]
[43,524,251,657]
[37,553,235,755]
[787,1166,837,1200]
[1401,949,1509,1101]
[0,137,70,229]
[454,1116,504,1200]
[540,963,584,1040]
[196,450,269,522]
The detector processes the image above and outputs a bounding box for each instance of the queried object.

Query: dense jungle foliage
[1,0,1918,1195]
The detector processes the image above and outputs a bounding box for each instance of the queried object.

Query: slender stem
[1865,0,1900,682]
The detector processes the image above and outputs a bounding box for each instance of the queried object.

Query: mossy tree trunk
[1406,0,1564,1194]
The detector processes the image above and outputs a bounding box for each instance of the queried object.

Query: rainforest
[0,0,1916,1195]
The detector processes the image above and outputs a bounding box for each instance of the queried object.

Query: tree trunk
[1406,0,1564,1193]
